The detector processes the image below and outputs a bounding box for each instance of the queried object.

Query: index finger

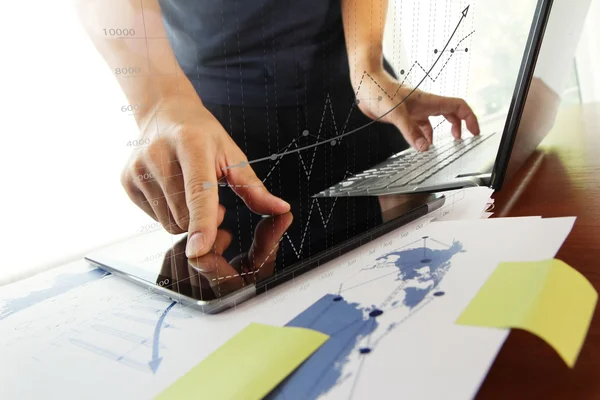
[420,93,480,136]
[438,96,480,136]
[177,143,220,258]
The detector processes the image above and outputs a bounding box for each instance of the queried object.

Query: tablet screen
[86,192,443,304]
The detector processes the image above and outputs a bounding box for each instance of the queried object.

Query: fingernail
[194,261,215,273]
[186,232,205,257]
[415,137,428,152]
[279,199,291,210]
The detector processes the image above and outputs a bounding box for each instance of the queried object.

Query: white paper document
[0,188,574,400]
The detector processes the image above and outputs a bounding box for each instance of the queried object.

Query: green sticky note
[457,259,598,368]
[156,323,329,400]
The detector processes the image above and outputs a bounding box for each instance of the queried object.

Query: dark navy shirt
[158,0,350,107]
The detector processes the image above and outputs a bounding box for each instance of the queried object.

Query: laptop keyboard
[314,132,497,197]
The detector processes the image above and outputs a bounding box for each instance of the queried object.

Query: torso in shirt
[158,0,350,107]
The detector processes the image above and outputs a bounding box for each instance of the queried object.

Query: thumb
[392,107,430,152]
[178,149,220,258]
[225,155,290,216]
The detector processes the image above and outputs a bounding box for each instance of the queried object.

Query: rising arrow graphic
[222,5,472,171]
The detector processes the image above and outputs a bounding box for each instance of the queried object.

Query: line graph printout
[0,212,575,399]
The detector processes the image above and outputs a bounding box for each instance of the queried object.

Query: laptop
[314,0,591,198]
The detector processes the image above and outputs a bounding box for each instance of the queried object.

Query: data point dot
[421,258,432,264]
[333,296,343,302]
[355,99,361,105]
[369,309,383,318]
[422,236,429,239]
[359,347,372,354]
[465,48,469,53]
[270,154,278,161]
[302,129,309,137]
[400,69,405,75]
[331,139,337,146]
[434,49,438,54]
[450,48,455,53]
[378,96,383,101]
[433,291,445,297]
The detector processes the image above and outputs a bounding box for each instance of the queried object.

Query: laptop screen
[490,0,591,189]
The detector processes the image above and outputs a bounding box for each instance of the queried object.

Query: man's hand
[341,0,480,151]
[74,0,289,259]
[353,69,480,152]
[121,97,290,258]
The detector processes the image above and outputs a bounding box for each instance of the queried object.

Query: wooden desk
[479,103,600,399]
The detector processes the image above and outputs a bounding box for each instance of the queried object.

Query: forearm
[341,0,388,83]
[73,0,202,132]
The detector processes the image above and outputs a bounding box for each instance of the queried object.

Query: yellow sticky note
[457,259,597,367]
[156,323,329,400]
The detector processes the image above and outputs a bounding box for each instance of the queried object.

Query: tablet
[86,193,444,314]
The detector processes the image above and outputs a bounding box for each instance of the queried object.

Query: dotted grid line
[268,0,283,228]
[210,237,283,282]
[210,3,289,286]
[442,0,451,102]
[233,0,248,156]
[260,5,273,192]
[234,0,255,247]
[464,4,476,98]
[393,0,397,72]
[413,0,421,88]
[452,2,463,99]
[427,0,434,68]
[138,0,192,292]
[350,0,359,241]
[291,3,305,273]
[216,2,244,269]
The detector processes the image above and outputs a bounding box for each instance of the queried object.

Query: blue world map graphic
[269,239,464,399]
